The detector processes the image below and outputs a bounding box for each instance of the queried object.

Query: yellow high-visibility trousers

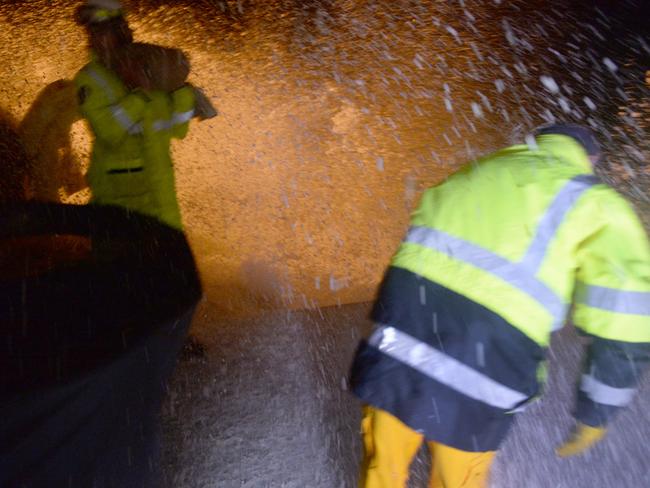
[359,406,496,488]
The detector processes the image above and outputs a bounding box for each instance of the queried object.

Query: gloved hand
[192,86,218,120]
[555,422,606,457]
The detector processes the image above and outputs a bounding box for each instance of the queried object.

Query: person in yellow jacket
[349,124,650,487]
[73,0,216,230]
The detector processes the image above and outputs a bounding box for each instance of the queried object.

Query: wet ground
[163,302,650,487]
[161,303,369,488]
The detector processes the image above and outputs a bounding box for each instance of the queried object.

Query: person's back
[350,127,650,487]
[395,135,624,341]
[391,133,647,343]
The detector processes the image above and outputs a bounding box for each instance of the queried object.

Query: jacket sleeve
[571,190,650,426]
[74,69,148,146]
[169,85,195,140]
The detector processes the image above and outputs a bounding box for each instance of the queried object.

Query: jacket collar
[535,134,593,173]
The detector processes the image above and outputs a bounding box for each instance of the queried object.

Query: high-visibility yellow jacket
[350,134,650,451]
[74,58,195,229]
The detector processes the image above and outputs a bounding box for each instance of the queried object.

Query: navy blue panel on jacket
[350,266,545,452]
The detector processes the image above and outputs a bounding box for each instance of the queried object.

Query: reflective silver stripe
[84,68,194,134]
[128,122,143,134]
[580,374,636,406]
[85,67,116,102]
[369,325,529,409]
[576,283,650,315]
[152,119,172,131]
[405,226,566,323]
[110,106,142,134]
[405,175,600,328]
[86,67,143,134]
[520,175,599,272]
[152,110,195,132]
[172,109,194,125]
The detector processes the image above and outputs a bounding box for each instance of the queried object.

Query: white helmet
[86,0,123,10]
[80,0,124,24]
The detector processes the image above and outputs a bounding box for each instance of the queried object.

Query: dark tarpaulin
[0,203,202,488]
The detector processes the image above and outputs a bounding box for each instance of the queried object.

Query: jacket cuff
[171,85,196,112]
[575,389,620,427]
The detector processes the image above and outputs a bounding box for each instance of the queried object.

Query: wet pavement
[162,302,650,487]
[161,303,369,488]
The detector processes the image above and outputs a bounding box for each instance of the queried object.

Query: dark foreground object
[0,203,202,488]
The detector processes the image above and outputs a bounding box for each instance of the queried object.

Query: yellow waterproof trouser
[359,406,496,488]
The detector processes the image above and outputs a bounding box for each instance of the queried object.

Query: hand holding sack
[115,43,190,92]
